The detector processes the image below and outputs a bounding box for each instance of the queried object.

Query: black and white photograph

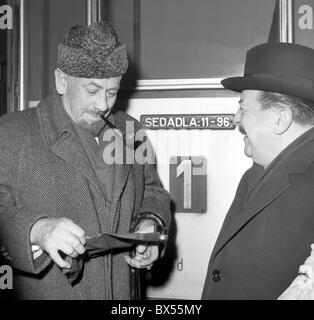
[0,0,314,313]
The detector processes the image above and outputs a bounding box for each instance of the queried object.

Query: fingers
[64,220,86,246]
[57,240,80,258]
[31,217,87,267]
[136,221,156,234]
[125,245,159,269]
[48,247,72,269]
[56,218,87,246]
[136,244,147,255]
[125,220,158,269]
[61,231,85,256]
[47,223,86,257]
[43,236,81,268]
[49,226,85,252]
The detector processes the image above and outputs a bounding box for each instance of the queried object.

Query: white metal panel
[126,97,252,299]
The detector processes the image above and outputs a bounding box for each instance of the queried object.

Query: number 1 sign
[169,156,207,213]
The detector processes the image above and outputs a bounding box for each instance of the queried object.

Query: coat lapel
[37,96,140,212]
[110,112,133,202]
[212,170,290,257]
[51,132,104,194]
[37,93,103,195]
[212,137,314,258]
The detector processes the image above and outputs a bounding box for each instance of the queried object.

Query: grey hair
[258,91,314,126]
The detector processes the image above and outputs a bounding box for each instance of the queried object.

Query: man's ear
[55,68,68,95]
[273,107,293,135]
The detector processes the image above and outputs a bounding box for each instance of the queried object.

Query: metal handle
[19,0,28,111]
[87,0,102,25]
[279,0,294,43]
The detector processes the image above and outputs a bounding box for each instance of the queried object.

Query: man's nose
[98,94,109,112]
[233,109,241,126]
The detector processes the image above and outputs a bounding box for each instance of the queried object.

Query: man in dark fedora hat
[0,21,171,299]
[202,42,314,300]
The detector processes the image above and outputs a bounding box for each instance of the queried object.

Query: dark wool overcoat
[202,130,314,300]
[0,94,171,300]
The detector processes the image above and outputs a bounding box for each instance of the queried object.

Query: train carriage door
[109,0,284,299]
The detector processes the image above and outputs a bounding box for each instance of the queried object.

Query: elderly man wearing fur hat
[202,42,314,300]
[0,21,171,299]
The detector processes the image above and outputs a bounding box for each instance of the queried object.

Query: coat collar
[212,130,314,257]
[36,93,132,202]
[36,93,72,148]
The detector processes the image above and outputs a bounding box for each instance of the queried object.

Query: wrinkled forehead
[239,89,264,107]
[69,75,122,89]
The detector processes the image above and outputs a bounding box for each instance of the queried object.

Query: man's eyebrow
[84,82,119,90]
[84,81,103,89]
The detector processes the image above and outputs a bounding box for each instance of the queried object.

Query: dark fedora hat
[222,42,314,101]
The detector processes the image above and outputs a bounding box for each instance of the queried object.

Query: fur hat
[57,21,128,78]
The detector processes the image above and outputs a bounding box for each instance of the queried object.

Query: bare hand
[30,217,86,269]
[124,220,159,270]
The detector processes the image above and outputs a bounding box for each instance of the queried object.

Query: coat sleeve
[116,113,172,234]
[134,132,171,232]
[0,119,52,274]
[137,163,171,230]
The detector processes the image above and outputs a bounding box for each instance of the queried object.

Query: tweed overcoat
[202,130,314,300]
[0,94,171,300]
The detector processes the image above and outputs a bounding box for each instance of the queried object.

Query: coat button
[212,269,222,282]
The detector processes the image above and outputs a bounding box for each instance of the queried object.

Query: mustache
[88,110,111,119]
[238,125,247,136]
[90,110,106,117]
